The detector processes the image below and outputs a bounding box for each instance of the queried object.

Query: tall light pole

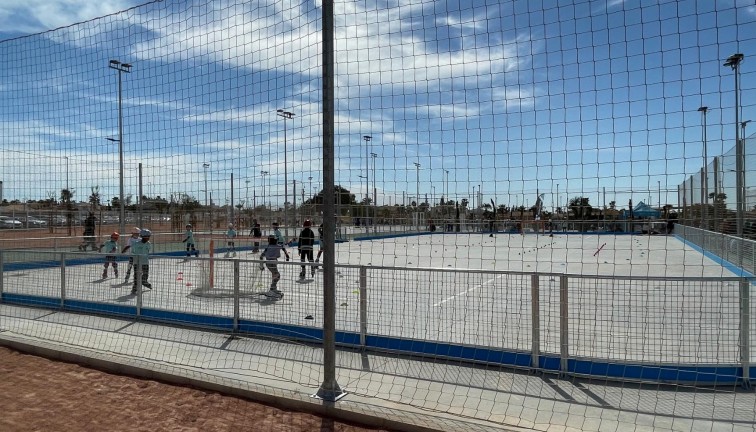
[108,59,131,239]
[415,162,420,207]
[203,163,210,230]
[245,180,250,210]
[658,180,661,208]
[65,156,69,193]
[277,109,295,237]
[444,169,449,202]
[261,170,268,218]
[371,152,377,206]
[698,106,709,229]
[363,135,372,204]
[724,53,744,242]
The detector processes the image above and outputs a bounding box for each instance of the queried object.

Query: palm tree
[89,186,101,210]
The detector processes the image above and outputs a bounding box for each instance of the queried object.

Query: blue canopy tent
[619,201,661,220]
[632,201,661,218]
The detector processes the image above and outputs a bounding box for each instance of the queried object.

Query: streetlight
[698,106,709,229]
[363,135,372,206]
[444,169,449,202]
[371,153,378,206]
[64,156,69,192]
[108,59,131,239]
[261,170,269,216]
[723,53,744,242]
[358,174,369,233]
[414,162,421,216]
[245,180,250,210]
[203,163,210,230]
[277,109,295,237]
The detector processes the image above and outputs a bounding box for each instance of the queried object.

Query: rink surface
[1,232,752,365]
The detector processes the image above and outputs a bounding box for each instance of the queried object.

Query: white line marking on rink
[433,275,504,307]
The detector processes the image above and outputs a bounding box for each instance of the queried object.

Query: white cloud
[0,0,143,38]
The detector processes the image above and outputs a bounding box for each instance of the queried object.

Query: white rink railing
[0,249,753,386]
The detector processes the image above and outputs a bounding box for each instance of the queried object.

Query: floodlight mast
[108,59,131,241]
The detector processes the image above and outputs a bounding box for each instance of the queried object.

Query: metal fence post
[359,266,367,347]
[60,252,66,309]
[560,275,569,375]
[233,260,240,332]
[531,273,540,369]
[135,264,142,317]
[740,279,751,388]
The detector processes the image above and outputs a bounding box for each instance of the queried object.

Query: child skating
[272,222,286,245]
[98,232,120,279]
[182,224,199,258]
[259,235,290,299]
[225,223,237,257]
[131,228,153,294]
[78,212,98,251]
[315,223,324,270]
[121,227,141,282]
[249,219,262,253]
[297,220,315,279]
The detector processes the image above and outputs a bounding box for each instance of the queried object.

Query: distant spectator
[78,212,97,251]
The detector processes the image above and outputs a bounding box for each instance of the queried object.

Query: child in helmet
[182,224,199,258]
[98,232,120,279]
[225,223,237,257]
[297,220,316,278]
[121,227,141,282]
[260,235,290,299]
[131,228,153,294]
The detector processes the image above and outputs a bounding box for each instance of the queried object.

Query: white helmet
[139,228,152,238]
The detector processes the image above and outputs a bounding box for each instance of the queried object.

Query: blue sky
[0,0,755,212]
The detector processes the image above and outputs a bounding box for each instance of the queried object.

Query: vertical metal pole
[117,69,126,242]
[231,172,235,225]
[530,274,540,369]
[293,180,297,227]
[135,263,142,317]
[700,167,705,228]
[700,107,709,229]
[359,266,367,347]
[233,260,240,332]
[739,279,751,387]
[713,156,720,233]
[282,114,289,239]
[138,163,143,229]
[559,275,569,374]
[60,253,66,309]
[315,0,344,402]
[0,251,3,300]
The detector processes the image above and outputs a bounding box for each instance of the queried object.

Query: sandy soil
[0,347,393,432]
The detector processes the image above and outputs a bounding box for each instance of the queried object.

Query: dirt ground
[0,347,393,432]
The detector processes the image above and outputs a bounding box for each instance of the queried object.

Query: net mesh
[0,1,755,431]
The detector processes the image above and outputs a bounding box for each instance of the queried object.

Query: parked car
[0,216,23,229]
[24,216,48,228]
[53,215,69,226]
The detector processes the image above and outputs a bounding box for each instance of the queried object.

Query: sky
[0,0,755,213]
